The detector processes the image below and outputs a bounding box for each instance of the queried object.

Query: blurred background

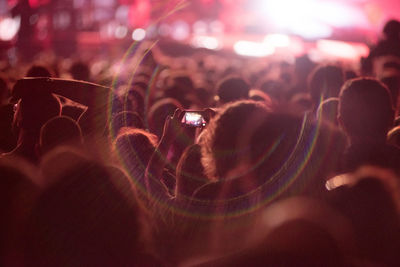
[1,0,400,62]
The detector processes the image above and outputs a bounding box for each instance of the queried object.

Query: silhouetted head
[26,65,52,78]
[200,100,274,181]
[14,93,62,135]
[338,78,394,142]
[24,152,149,266]
[217,77,250,105]
[69,61,90,81]
[383,19,400,41]
[39,116,83,154]
[308,65,344,110]
[113,128,157,179]
[110,111,145,138]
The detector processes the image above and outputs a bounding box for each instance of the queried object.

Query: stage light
[314,2,368,28]
[0,16,20,41]
[191,36,220,50]
[257,0,367,39]
[132,28,146,41]
[316,39,369,60]
[264,34,290,47]
[115,25,128,39]
[171,21,190,41]
[290,21,333,39]
[233,41,275,57]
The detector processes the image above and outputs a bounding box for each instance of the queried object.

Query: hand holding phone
[181,111,206,127]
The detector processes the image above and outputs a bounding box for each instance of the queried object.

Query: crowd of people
[2,18,400,266]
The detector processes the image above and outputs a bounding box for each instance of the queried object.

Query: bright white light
[316,39,369,60]
[262,0,313,28]
[171,21,189,41]
[114,25,128,39]
[0,16,21,41]
[315,2,368,28]
[290,21,333,39]
[264,34,290,47]
[191,36,220,50]
[259,0,351,39]
[233,41,275,57]
[132,28,146,41]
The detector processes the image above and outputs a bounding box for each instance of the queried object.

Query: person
[0,157,40,266]
[308,65,344,112]
[11,0,37,60]
[216,77,250,105]
[69,61,90,81]
[26,65,53,78]
[109,111,145,138]
[113,128,158,188]
[338,77,400,174]
[198,197,354,267]
[1,90,61,163]
[197,100,346,204]
[39,115,84,155]
[364,19,400,76]
[12,77,111,138]
[23,148,159,266]
[175,144,208,200]
[327,173,400,265]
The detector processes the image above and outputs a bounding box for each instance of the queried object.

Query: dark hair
[200,100,270,180]
[69,61,90,81]
[176,144,208,199]
[17,94,62,133]
[24,152,149,266]
[308,65,344,109]
[339,77,394,139]
[383,19,400,40]
[217,77,250,104]
[110,111,145,138]
[39,116,83,153]
[113,128,157,181]
[0,157,40,263]
[26,65,52,78]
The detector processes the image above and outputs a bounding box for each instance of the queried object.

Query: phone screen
[182,112,206,127]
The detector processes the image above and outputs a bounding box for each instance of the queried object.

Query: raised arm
[13,77,112,134]
[145,109,185,197]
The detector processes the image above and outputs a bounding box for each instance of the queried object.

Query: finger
[172,108,181,119]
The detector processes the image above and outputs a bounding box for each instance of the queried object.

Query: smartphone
[182,111,206,127]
